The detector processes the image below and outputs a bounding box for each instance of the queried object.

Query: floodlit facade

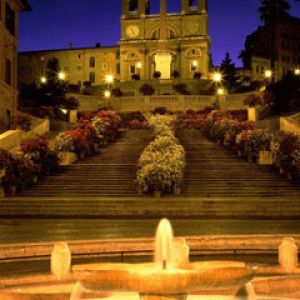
[0,0,30,128]
[19,0,211,88]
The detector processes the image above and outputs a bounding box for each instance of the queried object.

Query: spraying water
[154,218,174,270]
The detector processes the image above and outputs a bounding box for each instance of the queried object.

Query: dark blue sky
[19,0,300,66]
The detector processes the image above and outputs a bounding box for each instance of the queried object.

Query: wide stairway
[20,130,151,197]
[178,129,300,198]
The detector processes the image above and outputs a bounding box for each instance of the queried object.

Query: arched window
[189,0,198,7]
[129,0,138,12]
[125,51,140,61]
[186,48,201,57]
[150,27,177,40]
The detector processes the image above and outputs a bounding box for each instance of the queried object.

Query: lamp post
[105,74,114,99]
[58,71,66,81]
[40,76,47,84]
[295,69,300,76]
[212,72,223,109]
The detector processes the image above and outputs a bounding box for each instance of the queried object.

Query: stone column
[155,0,172,79]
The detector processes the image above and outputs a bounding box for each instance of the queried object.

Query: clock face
[126,25,140,38]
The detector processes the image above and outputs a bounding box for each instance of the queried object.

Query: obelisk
[155,0,172,79]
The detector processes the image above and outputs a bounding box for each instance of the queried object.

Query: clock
[126,25,140,38]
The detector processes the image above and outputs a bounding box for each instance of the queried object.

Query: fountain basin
[73,261,255,294]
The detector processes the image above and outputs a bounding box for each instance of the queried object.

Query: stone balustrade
[0,118,50,151]
[280,112,300,136]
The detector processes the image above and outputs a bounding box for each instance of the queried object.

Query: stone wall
[73,92,258,112]
[280,113,300,136]
[0,118,50,150]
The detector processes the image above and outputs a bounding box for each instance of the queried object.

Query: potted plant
[244,94,263,122]
[153,71,161,80]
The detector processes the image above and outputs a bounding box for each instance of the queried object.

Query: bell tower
[122,0,150,18]
[181,0,207,15]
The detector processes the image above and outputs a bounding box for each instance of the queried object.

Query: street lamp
[217,88,225,96]
[104,90,111,98]
[136,62,142,69]
[264,70,272,80]
[40,76,47,84]
[58,71,66,81]
[295,69,300,76]
[212,72,222,83]
[105,74,114,84]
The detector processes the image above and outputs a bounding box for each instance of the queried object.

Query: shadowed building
[0,0,30,129]
[241,14,300,82]
[19,0,211,94]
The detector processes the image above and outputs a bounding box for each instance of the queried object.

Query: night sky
[19,0,300,66]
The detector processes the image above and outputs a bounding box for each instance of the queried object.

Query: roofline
[19,45,119,54]
[21,0,32,11]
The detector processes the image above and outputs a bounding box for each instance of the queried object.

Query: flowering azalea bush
[136,115,185,195]
[12,114,31,131]
[55,109,122,157]
[244,94,263,107]
[198,110,300,185]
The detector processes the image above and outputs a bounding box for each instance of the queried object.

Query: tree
[258,0,291,77]
[267,72,300,113]
[40,57,66,106]
[259,0,290,24]
[45,57,61,83]
[220,52,240,93]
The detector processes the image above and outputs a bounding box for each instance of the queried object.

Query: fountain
[71,219,256,300]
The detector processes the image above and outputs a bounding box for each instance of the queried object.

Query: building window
[189,0,198,7]
[129,0,138,12]
[5,3,15,36]
[102,63,108,70]
[89,72,95,84]
[90,57,95,68]
[5,57,12,85]
[130,65,136,75]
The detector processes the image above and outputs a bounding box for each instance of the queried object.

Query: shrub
[173,83,190,95]
[64,97,79,110]
[66,84,80,94]
[111,88,123,97]
[132,74,141,81]
[38,106,56,119]
[139,84,155,96]
[12,114,31,131]
[152,107,169,115]
[171,70,180,79]
[193,72,203,80]
[244,94,263,107]
[153,71,161,79]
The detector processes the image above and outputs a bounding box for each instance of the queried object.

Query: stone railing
[110,95,215,112]
[280,113,300,136]
[0,118,50,151]
[68,92,261,113]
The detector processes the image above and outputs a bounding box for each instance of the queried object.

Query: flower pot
[173,186,181,196]
[79,152,86,160]
[33,175,38,184]
[137,188,144,195]
[59,152,78,166]
[6,186,16,196]
[154,190,161,198]
[258,151,273,165]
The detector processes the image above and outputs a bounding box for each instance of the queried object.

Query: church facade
[19,0,210,89]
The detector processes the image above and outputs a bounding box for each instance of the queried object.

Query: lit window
[90,57,96,68]
[90,72,96,84]
[5,57,12,85]
[130,65,136,75]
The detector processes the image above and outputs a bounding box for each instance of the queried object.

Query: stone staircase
[19,130,151,197]
[177,129,300,197]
